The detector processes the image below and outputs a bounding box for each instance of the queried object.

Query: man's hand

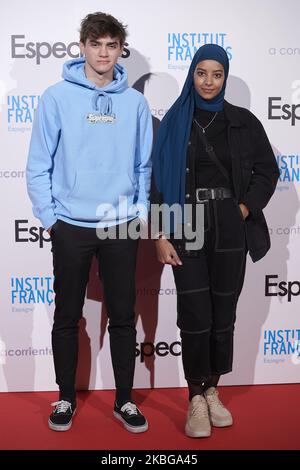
[155,238,182,266]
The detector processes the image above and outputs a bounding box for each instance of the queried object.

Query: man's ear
[79,41,85,56]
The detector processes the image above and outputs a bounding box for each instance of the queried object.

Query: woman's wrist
[153,231,167,241]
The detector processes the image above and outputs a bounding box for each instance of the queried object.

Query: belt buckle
[212,188,223,200]
[196,188,209,203]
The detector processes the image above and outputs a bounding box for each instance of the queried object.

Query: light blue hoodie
[26,58,153,229]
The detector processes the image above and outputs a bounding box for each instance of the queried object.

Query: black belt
[196,187,233,202]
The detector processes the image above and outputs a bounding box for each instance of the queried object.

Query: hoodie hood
[62,57,129,113]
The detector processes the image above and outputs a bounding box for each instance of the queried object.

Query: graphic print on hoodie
[26,58,153,230]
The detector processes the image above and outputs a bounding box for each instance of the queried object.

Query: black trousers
[172,198,247,382]
[50,219,139,401]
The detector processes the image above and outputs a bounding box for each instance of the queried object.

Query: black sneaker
[113,401,148,433]
[48,400,76,431]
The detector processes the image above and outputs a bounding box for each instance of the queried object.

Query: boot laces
[206,389,224,408]
[191,396,208,418]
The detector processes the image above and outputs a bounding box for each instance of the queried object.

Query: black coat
[191,101,279,262]
[223,101,279,261]
[151,101,279,263]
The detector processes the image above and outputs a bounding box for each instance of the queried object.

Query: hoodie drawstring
[92,92,113,115]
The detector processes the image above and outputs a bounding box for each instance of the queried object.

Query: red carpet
[0,384,299,450]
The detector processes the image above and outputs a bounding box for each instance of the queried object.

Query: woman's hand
[155,239,183,266]
[239,203,249,220]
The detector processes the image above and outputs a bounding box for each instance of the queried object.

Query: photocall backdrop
[0,0,299,392]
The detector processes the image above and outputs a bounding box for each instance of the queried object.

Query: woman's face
[193,60,225,100]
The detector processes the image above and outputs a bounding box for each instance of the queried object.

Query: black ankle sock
[115,388,132,407]
[203,374,220,392]
[187,381,204,402]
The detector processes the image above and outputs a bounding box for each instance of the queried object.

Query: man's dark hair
[80,12,127,46]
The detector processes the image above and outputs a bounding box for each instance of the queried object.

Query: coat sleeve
[241,115,279,216]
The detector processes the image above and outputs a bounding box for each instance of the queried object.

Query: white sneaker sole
[113,410,149,433]
[210,416,233,427]
[185,424,211,438]
[48,409,76,432]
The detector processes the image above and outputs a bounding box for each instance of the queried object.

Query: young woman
[152,44,279,438]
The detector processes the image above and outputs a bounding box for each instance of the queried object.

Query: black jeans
[50,219,139,401]
[172,198,247,382]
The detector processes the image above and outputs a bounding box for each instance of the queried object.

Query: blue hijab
[152,44,229,211]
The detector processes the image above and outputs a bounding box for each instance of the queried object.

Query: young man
[26,12,152,433]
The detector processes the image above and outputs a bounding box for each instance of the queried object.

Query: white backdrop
[1,0,300,392]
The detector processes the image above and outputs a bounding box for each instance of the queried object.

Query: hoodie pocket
[67,170,137,221]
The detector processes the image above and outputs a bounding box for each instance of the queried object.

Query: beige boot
[204,387,233,427]
[185,395,211,438]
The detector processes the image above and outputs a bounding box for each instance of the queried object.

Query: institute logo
[6,94,40,132]
[263,329,300,365]
[276,153,299,192]
[11,276,54,307]
[167,32,233,70]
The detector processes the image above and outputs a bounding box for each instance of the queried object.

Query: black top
[192,108,232,189]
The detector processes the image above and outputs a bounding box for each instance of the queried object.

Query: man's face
[80,35,123,77]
